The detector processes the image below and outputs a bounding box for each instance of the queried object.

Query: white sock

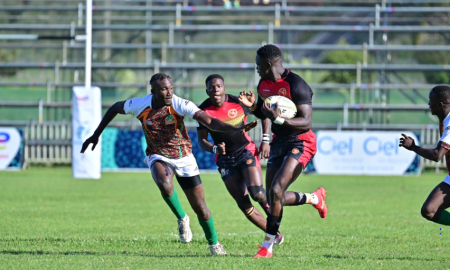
[305,193,319,205]
[262,233,275,252]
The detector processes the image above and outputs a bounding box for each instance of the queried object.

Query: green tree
[320,39,364,84]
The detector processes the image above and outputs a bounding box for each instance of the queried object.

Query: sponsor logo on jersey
[246,159,253,165]
[228,109,238,118]
[263,89,271,92]
[292,148,300,154]
[165,115,175,124]
[220,168,229,176]
[145,119,153,125]
[129,100,132,106]
[185,100,189,105]
[278,88,287,96]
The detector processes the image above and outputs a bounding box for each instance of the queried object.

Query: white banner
[72,86,102,179]
[313,131,418,175]
[0,128,21,170]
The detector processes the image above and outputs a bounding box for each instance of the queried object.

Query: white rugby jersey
[123,94,202,159]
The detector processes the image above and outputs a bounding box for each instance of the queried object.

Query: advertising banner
[313,131,419,175]
[0,128,22,170]
[72,86,102,179]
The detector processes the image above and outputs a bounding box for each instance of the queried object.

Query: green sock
[436,210,450,226]
[198,213,218,246]
[162,189,186,220]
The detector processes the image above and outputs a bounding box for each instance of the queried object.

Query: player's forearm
[261,119,271,134]
[252,99,267,120]
[278,117,311,131]
[93,102,122,137]
[411,145,440,162]
[199,139,214,153]
[207,118,240,133]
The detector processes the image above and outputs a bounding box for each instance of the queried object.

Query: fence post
[350,83,355,105]
[363,42,368,66]
[176,4,182,27]
[369,23,374,47]
[78,3,83,26]
[275,4,281,27]
[375,4,380,28]
[161,41,167,64]
[38,99,43,123]
[356,62,361,87]
[343,102,348,126]
[268,22,274,44]
[169,22,174,45]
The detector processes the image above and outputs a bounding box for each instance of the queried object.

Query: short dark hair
[149,73,171,85]
[257,44,282,60]
[205,74,224,87]
[432,85,450,102]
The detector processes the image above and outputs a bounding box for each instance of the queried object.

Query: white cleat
[209,242,227,255]
[177,214,193,243]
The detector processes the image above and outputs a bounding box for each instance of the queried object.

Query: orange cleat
[312,187,328,218]
[253,245,272,258]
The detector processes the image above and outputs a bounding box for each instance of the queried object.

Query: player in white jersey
[81,73,258,255]
[400,85,450,226]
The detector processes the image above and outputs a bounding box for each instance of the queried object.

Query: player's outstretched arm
[399,133,448,162]
[196,111,258,134]
[262,102,311,132]
[197,129,226,155]
[81,101,124,153]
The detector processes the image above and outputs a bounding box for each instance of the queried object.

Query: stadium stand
[0,0,448,171]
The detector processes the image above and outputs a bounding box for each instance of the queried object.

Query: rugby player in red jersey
[197,74,283,245]
[239,45,328,258]
[81,73,257,255]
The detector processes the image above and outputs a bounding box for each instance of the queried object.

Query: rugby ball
[265,95,297,119]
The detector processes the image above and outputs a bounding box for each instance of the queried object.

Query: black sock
[292,192,306,206]
[266,214,280,235]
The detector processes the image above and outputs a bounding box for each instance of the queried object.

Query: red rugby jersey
[254,69,313,137]
[197,95,253,154]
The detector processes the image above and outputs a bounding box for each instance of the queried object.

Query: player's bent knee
[421,205,437,220]
[269,185,283,202]
[156,179,174,196]
[193,204,210,220]
[247,185,266,203]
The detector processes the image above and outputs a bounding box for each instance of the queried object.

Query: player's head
[429,85,450,116]
[205,74,226,104]
[150,73,173,106]
[256,44,282,80]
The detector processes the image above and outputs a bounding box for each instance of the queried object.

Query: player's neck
[151,96,166,110]
[270,65,286,82]
[211,95,226,108]
[439,110,450,122]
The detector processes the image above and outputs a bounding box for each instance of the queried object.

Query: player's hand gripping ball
[264,95,297,119]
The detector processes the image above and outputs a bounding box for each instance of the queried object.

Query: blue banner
[101,128,217,170]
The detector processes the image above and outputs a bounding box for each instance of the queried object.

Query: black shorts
[216,147,259,180]
[267,130,317,169]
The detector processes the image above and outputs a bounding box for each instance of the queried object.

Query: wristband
[262,134,270,143]
[273,116,285,125]
[212,145,218,154]
[250,102,257,111]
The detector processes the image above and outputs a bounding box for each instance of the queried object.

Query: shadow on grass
[1,250,300,258]
[323,254,434,262]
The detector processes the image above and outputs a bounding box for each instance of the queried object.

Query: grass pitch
[0,168,449,269]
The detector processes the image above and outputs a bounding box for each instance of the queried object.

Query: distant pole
[85,0,93,89]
